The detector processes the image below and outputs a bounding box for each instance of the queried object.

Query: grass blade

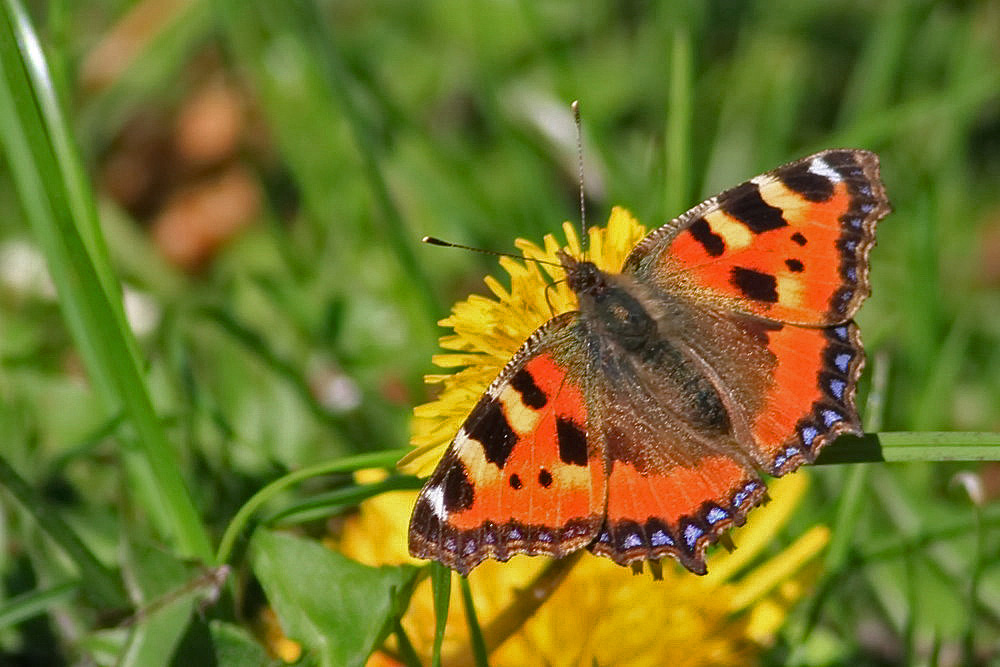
[265,475,424,526]
[664,25,692,217]
[0,0,211,561]
[0,581,80,629]
[460,577,489,667]
[430,562,451,667]
[815,432,1000,465]
[216,448,411,564]
[393,618,423,667]
[0,455,124,607]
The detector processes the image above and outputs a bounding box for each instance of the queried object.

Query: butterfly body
[410,149,890,576]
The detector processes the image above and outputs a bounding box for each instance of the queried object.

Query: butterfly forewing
[624,149,889,326]
[408,313,606,575]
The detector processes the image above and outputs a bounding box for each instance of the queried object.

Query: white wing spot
[425,484,448,521]
[808,157,842,183]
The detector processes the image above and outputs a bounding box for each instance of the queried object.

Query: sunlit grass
[0,0,998,664]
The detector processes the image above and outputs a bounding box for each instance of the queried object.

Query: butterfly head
[558,250,607,297]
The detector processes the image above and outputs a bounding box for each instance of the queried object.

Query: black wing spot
[687,218,725,257]
[509,474,523,490]
[730,267,779,303]
[510,368,547,409]
[721,182,787,233]
[538,469,553,488]
[468,398,516,468]
[785,258,804,273]
[791,232,807,246]
[824,150,858,171]
[556,417,588,466]
[777,164,835,202]
[738,317,784,346]
[442,460,475,512]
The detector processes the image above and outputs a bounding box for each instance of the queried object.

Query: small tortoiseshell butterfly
[409,149,890,576]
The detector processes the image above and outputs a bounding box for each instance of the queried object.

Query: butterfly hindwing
[624,149,889,326]
[738,318,865,475]
[577,332,767,574]
[593,455,765,575]
[409,313,606,575]
[653,304,868,477]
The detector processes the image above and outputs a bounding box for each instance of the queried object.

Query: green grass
[0,0,998,664]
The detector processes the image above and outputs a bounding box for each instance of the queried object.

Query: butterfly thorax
[559,251,658,352]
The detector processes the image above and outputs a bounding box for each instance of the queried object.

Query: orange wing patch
[590,455,764,575]
[409,351,605,575]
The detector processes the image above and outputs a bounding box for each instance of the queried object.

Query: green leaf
[206,621,278,667]
[251,530,418,667]
[168,618,281,667]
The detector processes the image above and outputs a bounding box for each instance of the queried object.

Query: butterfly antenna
[572,100,587,258]
[422,236,562,268]
[543,278,566,317]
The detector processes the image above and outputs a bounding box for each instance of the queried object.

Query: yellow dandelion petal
[482,275,512,301]
[742,537,829,645]
[258,607,303,663]
[726,523,831,613]
[430,353,483,368]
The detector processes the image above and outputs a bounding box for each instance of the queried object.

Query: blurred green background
[0,0,999,664]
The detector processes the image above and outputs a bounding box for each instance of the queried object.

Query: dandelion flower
[343,209,832,665]
[341,469,826,665]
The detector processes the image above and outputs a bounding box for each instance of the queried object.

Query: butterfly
[409,149,890,576]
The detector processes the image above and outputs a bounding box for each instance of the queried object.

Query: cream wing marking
[808,156,842,183]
